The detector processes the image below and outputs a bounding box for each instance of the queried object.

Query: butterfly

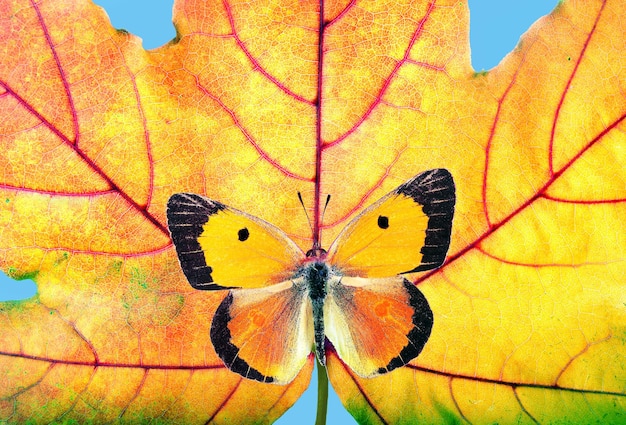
[166,169,455,384]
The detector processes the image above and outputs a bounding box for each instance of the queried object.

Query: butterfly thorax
[302,261,328,301]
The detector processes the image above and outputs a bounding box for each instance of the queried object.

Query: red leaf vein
[341,363,389,425]
[203,378,243,425]
[222,0,315,106]
[196,81,312,182]
[118,368,149,420]
[416,111,626,285]
[54,366,97,423]
[325,0,357,28]
[406,364,626,397]
[512,388,540,425]
[553,333,613,387]
[540,193,626,204]
[0,82,169,237]
[549,0,607,175]
[117,55,155,210]
[324,1,436,149]
[475,246,620,269]
[0,185,117,198]
[30,0,78,143]
[448,377,471,424]
[482,45,528,228]
[0,350,227,371]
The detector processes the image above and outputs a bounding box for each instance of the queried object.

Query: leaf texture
[323,0,626,423]
[0,0,625,424]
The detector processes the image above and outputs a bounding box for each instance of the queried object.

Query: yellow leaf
[1,0,625,424]
[325,0,626,423]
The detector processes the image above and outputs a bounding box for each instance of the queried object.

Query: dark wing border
[166,193,230,290]
[376,278,433,374]
[396,168,456,273]
[211,293,276,383]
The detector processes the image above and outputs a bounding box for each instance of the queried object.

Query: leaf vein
[324,1,437,149]
[0,82,169,237]
[30,0,78,143]
[195,81,312,182]
[222,0,315,105]
[407,364,626,397]
[513,387,540,425]
[549,0,608,175]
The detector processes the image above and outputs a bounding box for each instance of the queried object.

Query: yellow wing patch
[328,195,430,277]
[167,193,303,289]
[198,209,303,288]
[328,169,455,277]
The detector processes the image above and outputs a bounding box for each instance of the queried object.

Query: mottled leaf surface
[1,0,625,424]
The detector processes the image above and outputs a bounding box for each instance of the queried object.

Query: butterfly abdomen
[298,261,331,364]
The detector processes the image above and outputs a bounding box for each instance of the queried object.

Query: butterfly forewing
[328,169,455,277]
[211,279,314,384]
[324,275,433,377]
[167,193,304,289]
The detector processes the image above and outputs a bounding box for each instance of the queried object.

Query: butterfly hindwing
[167,193,304,289]
[324,275,433,377]
[328,169,455,277]
[211,279,313,384]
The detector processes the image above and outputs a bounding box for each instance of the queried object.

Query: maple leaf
[0,0,625,425]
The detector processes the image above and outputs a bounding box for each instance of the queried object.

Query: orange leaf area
[1,0,625,424]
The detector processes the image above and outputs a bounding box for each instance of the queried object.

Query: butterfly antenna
[298,192,314,237]
[321,194,331,225]
[314,194,331,250]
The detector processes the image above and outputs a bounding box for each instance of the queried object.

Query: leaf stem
[314,358,329,425]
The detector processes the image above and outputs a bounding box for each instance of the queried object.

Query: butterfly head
[305,246,327,260]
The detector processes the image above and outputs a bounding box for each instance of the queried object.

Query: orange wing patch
[324,276,433,377]
[211,280,314,384]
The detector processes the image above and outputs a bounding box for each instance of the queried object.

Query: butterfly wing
[167,195,311,382]
[167,193,304,289]
[324,275,433,377]
[211,279,313,384]
[324,169,453,375]
[327,168,455,277]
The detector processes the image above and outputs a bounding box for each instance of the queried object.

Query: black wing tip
[396,169,455,200]
[211,293,276,384]
[166,193,227,290]
[398,169,456,273]
[166,193,226,231]
[167,193,226,215]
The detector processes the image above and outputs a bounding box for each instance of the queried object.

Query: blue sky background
[0,1,558,423]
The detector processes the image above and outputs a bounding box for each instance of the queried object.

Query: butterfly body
[167,169,455,384]
[297,259,331,365]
